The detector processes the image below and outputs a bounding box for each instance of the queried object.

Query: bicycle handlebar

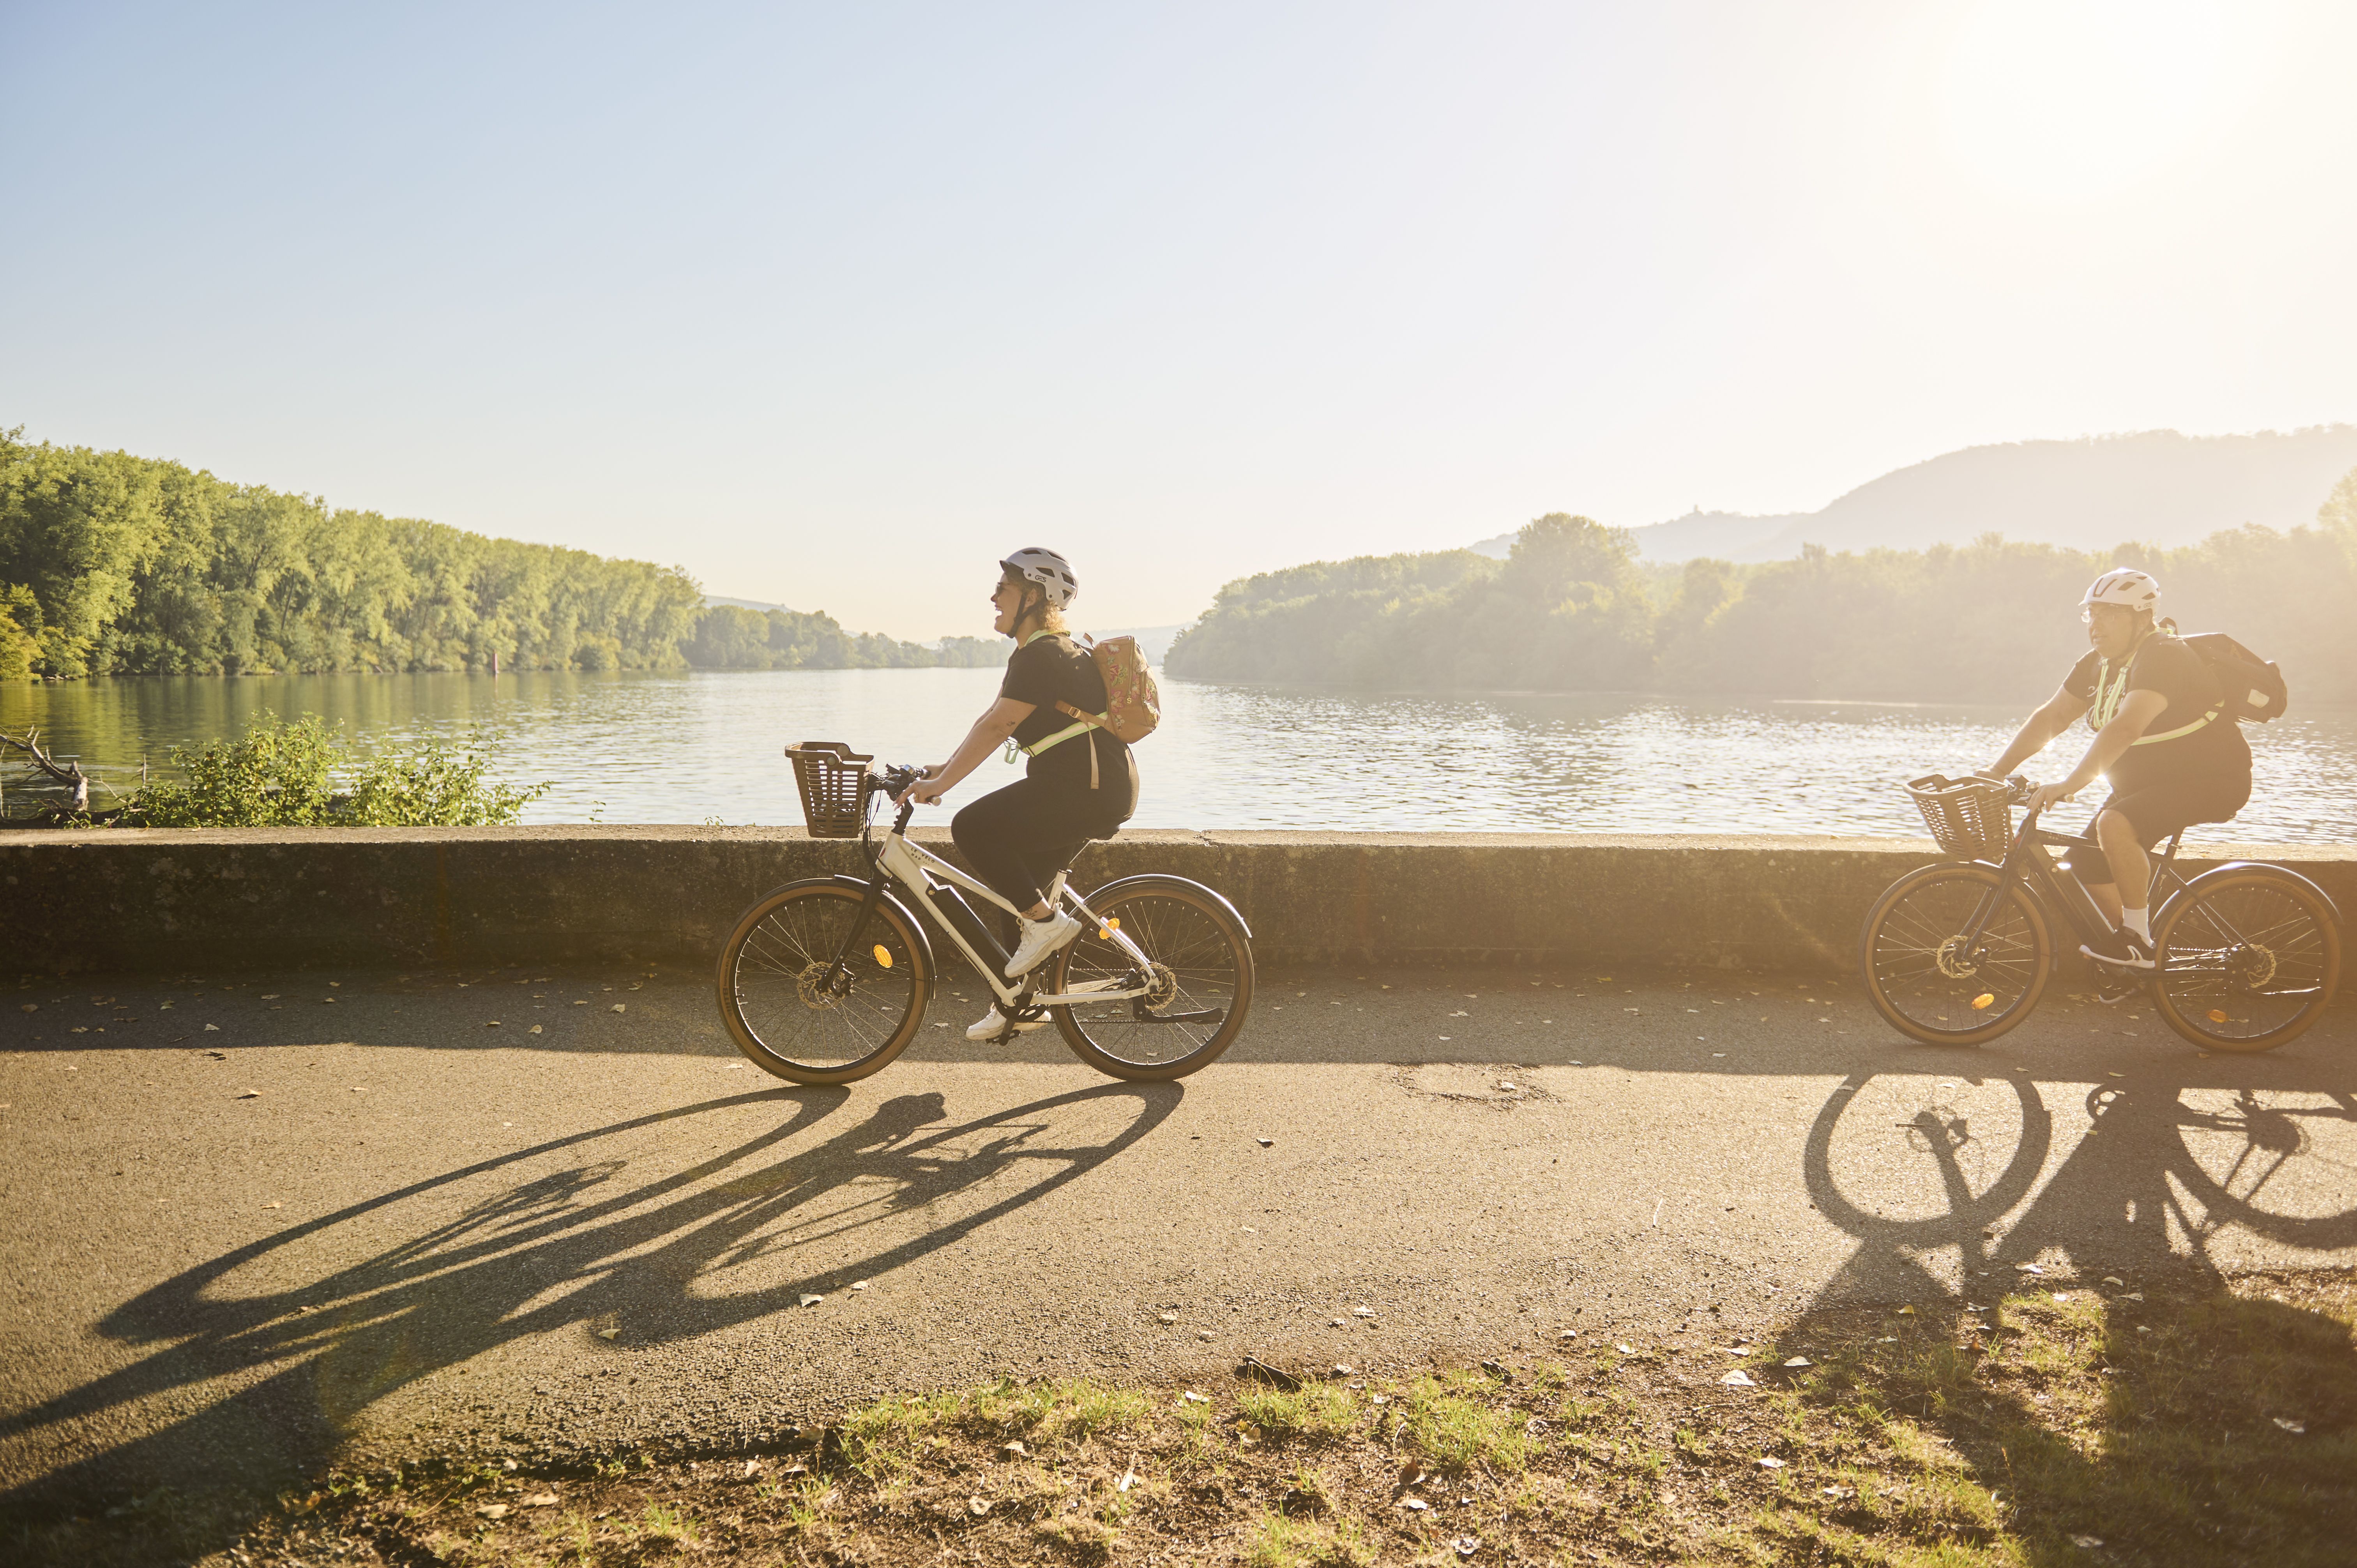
[873,763,924,796]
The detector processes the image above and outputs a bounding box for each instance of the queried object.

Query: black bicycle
[1860,773,2342,1052]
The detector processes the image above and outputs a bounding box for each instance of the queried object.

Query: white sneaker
[1004,912,1081,978]
[966,1006,1048,1042]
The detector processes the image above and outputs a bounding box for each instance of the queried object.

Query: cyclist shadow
[3,1079,1180,1520]
[1801,1061,2357,1306]
[1772,1065,2357,1553]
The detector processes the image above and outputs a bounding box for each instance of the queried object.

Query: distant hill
[1470,427,2357,563]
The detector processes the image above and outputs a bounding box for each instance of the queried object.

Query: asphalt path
[4,960,2352,1514]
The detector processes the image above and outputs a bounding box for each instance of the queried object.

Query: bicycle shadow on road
[1799,1057,2357,1307]
[0,1078,1180,1526]
[1752,1066,2357,1561]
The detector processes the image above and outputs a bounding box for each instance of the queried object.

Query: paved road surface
[4,960,2351,1513]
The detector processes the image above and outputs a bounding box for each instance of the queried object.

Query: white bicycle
[716,742,1255,1085]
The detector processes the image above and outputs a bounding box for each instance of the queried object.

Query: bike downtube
[931,883,1013,977]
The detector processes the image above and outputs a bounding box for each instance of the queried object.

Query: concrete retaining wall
[5,826,2350,977]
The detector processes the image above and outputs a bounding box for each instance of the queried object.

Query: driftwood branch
[2,728,90,813]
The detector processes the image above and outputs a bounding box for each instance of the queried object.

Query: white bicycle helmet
[2081,567,2159,614]
[1000,547,1078,610]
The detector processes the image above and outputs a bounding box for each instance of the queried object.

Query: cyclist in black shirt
[896,548,1140,1038]
[1984,568,2251,970]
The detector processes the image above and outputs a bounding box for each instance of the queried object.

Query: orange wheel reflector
[1971,994,1995,1011]
[2208,1009,2229,1024]
[873,945,893,968]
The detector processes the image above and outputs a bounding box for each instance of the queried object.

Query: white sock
[2121,906,2151,943]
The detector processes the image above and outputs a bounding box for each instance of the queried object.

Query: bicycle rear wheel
[1859,863,2053,1045]
[2151,869,2341,1052]
[1048,877,1253,1081]
[716,879,931,1084]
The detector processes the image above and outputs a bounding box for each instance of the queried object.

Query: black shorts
[2071,773,2251,885]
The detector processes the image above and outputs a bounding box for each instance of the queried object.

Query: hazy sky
[5,1,2354,640]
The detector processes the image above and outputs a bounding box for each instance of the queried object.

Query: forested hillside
[1169,468,2357,706]
[0,433,996,680]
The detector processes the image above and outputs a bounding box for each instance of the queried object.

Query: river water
[5,668,2354,842]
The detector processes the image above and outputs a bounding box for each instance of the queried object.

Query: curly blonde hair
[1002,570,1069,639]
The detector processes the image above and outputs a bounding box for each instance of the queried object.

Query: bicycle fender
[724,874,937,984]
[2160,861,2344,930]
[1081,873,1253,938]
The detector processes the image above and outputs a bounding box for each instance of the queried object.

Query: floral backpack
[1057,635,1161,744]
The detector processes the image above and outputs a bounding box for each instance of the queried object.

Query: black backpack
[2176,631,2289,723]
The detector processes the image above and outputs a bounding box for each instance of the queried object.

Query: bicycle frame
[826,791,1161,1013]
[1952,803,2194,969]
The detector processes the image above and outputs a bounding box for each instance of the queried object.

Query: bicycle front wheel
[716,879,931,1085]
[1860,863,2052,1045]
[2151,869,2341,1052]
[1048,877,1254,1081]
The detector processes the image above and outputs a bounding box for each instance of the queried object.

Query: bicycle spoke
[1865,868,2046,1040]
[726,889,921,1075]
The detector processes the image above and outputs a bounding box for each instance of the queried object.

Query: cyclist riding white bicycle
[894,548,1141,1039]
[1982,568,2252,971]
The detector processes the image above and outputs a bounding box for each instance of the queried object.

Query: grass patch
[1392,1372,1538,1472]
[1247,1509,1375,1567]
[16,1270,2353,1567]
[1240,1381,1362,1442]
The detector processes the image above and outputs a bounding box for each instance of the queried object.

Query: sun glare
[1940,0,2246,201]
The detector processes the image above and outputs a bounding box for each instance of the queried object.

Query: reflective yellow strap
[1023,718,1097,757]
[2131,708,2221,745]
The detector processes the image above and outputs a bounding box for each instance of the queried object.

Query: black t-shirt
[2065,633,2250,796]
[999,633,1137,803]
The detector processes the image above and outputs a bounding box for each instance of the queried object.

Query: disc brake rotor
[1140,962,1179,1014]
[1933,935,1980,982]
[2227,942,2278,990]
[796,960,849,1011]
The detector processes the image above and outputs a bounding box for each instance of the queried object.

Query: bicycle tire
[716,879,931,1085]
[1047,877,1254,1082]
[1859,863,2053,1046]
[2150,869,2342,1052]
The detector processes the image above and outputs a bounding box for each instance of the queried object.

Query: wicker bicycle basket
[1905,774,2014,859]
[784,741,876,838]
